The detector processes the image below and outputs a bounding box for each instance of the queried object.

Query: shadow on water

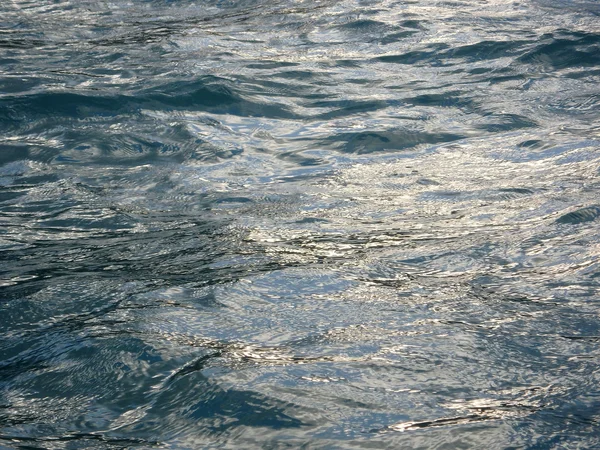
[0,214,306,448]
[1,340,305,446]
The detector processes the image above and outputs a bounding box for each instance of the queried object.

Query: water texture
[1,0,600,448]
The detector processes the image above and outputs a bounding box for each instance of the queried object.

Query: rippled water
[1,0,600,448]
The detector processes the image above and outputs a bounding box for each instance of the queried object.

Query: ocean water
[1,0,600,448]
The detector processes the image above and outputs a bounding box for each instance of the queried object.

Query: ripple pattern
[1,0,600,448]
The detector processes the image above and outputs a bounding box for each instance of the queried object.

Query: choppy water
[1,0,600,448]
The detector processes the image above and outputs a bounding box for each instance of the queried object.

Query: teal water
[1,1,600,448]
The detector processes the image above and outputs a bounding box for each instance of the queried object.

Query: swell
[0,77,298,123]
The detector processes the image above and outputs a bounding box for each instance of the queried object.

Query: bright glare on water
[1,0,600,448]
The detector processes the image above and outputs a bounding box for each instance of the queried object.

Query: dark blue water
[1,0,600,448]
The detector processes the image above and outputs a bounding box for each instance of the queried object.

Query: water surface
[1,0,600,448]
